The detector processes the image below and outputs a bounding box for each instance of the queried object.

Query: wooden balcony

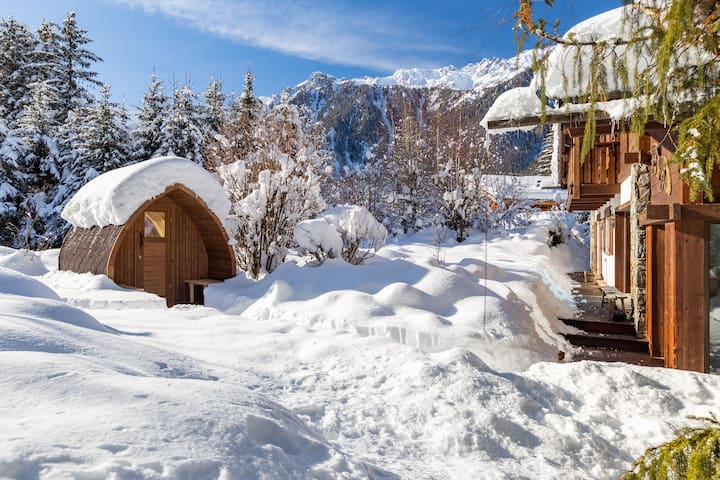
[564,129,621,211]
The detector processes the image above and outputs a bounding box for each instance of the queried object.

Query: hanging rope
[482,227,488,333]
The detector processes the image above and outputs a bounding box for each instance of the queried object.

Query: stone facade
[630,164,651,334]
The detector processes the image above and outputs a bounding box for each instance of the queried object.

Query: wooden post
[666,220,708,372]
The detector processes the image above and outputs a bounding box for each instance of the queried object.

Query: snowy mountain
[277,52,543,172]
[354,51,534,92]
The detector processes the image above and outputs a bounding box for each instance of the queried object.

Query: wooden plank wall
[665,220,708,371]
[144,196,209,306]
[59,225,123,275]
[646,225,665,359]
[111,215,143,288]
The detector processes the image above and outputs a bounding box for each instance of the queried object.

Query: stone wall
[630,164,651,334]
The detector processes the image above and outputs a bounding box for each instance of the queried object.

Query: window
[144,211,165,238]
[709,224,720,373]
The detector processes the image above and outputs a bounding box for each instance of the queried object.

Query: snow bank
[294,205,387,261]
[0,297,378,479]
[0,267,59,301]
[3,213,719,478]
[0,249,49,276]
[61,156,230,228]
[211,217,579,372]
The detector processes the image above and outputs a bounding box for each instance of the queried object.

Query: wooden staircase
[559,272,663,367]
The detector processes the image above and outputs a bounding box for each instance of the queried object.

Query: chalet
[482,7,719,373]
[59,156,236,307]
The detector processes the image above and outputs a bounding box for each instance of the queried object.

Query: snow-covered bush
[433,160,484,242]
[476,175,534,233]
[218,94,329,279]
[294,205,387,265]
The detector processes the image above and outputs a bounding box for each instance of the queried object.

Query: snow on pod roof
[61,156,230,228]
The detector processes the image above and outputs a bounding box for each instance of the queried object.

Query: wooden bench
[598,282,631,321]
[185,278,222,304]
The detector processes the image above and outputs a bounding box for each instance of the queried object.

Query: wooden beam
[486,111,611,130]
[580,183,621,197]
[674,204,720,222]
[668,220,708,372]
[568,124,616,137]
[624,151,651,164]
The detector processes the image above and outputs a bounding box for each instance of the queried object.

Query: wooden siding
[666,220,708,371]
[110,215,143,288]
[647,225,665,358]
[59,225,123,275]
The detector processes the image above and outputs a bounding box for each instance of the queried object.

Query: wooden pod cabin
[59,157,236,307]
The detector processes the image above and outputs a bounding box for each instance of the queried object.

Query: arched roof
[61,156,230,228]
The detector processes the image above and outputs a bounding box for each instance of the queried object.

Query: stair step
[563,332,649,353]
[560,318,637,335]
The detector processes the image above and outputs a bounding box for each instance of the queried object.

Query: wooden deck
[560,272,664,367]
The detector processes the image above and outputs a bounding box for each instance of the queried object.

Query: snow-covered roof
[62,156,230,229]
[481,4,656,131]
[480,86,643,130]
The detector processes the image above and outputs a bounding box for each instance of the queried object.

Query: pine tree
[0,17,38,126]
[134,72,169,161]
[57,11,101,123]
[205,70,262,171]
[72,84,131,177]
[161,84,204,163]
[201,76,226,142]
[0,119,29,246]
[33,20,64,130]
[385,109,434,234]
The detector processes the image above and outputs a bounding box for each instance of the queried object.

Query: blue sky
[2,0,614,108]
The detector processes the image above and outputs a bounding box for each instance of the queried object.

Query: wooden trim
[580,184,621,197]
[568,124,616,137]
[639,204,670,226]
[616,201,632,213]
[624,151,652,164]
[667,220,708,371]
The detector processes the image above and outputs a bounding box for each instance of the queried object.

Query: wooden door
[142,210,168,299]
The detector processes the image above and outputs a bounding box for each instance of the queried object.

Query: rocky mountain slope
[278,52,544,173]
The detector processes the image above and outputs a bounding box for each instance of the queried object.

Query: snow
[481,175,565,202]
[480,86,645,130]
[294,205,387,260]
[61,156,230,228]
[1,216,719,478]
[354,51,533,93]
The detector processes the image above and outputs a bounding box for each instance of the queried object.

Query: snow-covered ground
[1,215,719,479]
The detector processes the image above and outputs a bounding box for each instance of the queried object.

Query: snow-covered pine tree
[12,80,62,248]
[161,83,204,163]
[205,70,261,171]
[384,109,434,234]
[57,11,101,123]
[0,18,37,126]
[71,84,131,177]
[0,119,30,246]
[134,72,169,162]
[33,20,64,131]
[200,76,226,149]
[219,93,328,278]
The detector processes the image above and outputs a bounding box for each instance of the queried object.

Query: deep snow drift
[1,215,719,479]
